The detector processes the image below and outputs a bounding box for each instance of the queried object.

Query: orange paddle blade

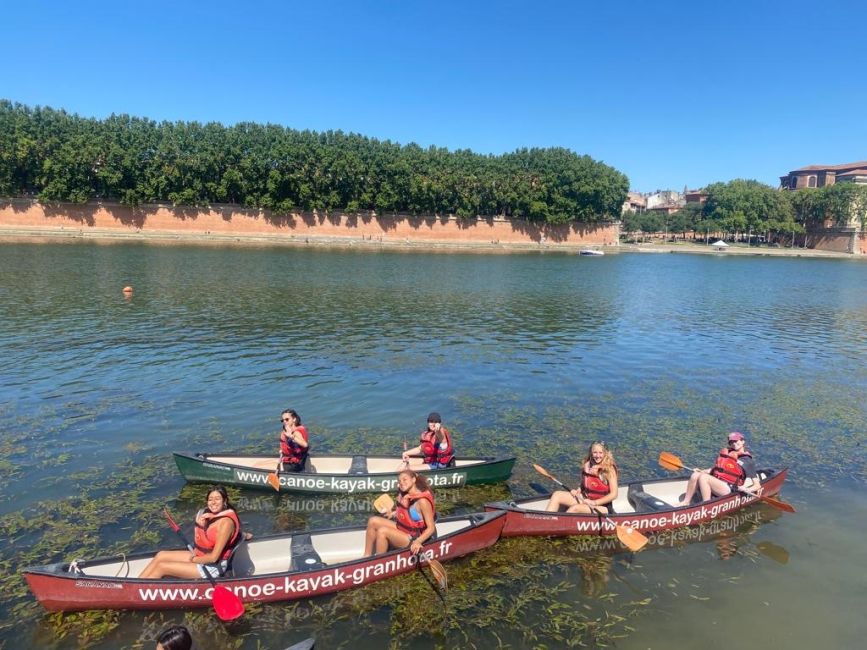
[658,451,686,472]
[614,523,649,552]
[212,585,245,620]
[532,463,555,481]
[425,558,448,591]
[373,493,394,514]
[759,494,796,513]
[266,471,280,492]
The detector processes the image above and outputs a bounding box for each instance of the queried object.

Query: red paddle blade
[163,506,181,532]
[266,472,280,492]
[212,585,245,620]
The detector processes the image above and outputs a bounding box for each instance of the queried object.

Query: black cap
[427,412,442,423]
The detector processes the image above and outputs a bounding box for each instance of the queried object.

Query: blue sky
[3,0,866,192]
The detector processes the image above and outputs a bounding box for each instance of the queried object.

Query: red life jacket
[280,425,310,465]
[581,462,614,501]
[193,509,241,560]
[710,448,751,486]
[394,490,435,536]
[420,428,454,466]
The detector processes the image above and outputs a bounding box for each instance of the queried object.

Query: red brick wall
[0,199,619,247]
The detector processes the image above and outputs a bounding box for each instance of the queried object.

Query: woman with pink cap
[679,432,764,505]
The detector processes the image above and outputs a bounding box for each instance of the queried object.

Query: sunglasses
[281,417,292,422]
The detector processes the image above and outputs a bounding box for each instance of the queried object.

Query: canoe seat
[627,485,669,512]
[349,455,368,475]
[226,540,255,577]
[290,534,326,572]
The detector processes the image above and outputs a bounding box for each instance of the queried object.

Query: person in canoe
[139,486,243,579]
[155,624,192,650]
[402,411,455,469]
[279,408,310,472]
[545,441,619,514]
[679,431,764,505]
[364,469,437,556]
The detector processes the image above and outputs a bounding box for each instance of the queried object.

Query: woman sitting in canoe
[364,469,437,556]
[679,432,764,505]
[545,441,619,514]
[279,408,309,472]
[139,486,243,579]
[402,411,455,469]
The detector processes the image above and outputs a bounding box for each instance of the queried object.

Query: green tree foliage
[791,183,867,229]
[0,101,628,224]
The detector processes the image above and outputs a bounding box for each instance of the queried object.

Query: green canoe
[173,452,516,494]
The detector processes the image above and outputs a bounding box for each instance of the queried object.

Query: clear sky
[3,0,866,192]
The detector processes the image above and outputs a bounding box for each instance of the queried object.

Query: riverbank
[0,224,861,259]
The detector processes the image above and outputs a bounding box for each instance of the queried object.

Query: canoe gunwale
[487,468,788,537]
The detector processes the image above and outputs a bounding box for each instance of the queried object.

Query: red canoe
[24,511,505,612]
[485,468,788,537]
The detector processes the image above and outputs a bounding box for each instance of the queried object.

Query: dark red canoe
[485,468,788,537]
[24,511,505,612]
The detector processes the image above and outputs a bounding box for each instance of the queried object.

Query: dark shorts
[281,460,306,473]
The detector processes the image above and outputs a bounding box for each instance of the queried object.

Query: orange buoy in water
[122,286,133,295]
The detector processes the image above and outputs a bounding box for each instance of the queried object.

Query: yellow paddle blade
[266,472,281,492]
[373,493,394,514]
[658,451,686,472]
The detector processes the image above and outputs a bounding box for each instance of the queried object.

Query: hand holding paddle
[657,452,795,513]
[371,493,447,597]
[267,458,281,492]
[163,506,244,621]
[532,464,648,552]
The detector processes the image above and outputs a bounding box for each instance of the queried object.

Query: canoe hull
[173,452,516,494]
[24,511,505,613]
[487,468,788,537]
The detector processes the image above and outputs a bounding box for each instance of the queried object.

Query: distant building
[780,160,867,190]
[684,189,708,204]
[621,191,646,214]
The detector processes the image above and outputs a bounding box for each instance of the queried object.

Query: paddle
[531,463,648,552]
[163,506,245,621]
[267,458,281,492]
[755,541,790,565]
[371,493,448,594]
[657,452,796,513]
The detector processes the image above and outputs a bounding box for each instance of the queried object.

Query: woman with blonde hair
[545,441,619,514]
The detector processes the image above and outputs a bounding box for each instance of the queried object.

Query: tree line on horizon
[622,179,867,243]
[0,100,629,224]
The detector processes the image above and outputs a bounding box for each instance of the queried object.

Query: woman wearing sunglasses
[679,432,763,505]
[279,409,310,473]
[545,441,619,514]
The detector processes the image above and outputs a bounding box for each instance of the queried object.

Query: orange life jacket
[394,490,435,536]
[420,428,454,466]
[193,508,241,560]
[280,425,310,465]
[710,448,752,486]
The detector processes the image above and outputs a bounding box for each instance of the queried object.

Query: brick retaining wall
[0,199,619,248]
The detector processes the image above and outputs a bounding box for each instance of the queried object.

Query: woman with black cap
[679,432,764,505]
[402,412,456,469]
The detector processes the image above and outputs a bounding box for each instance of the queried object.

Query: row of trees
[622,179,867,243]
[0,100,629,224]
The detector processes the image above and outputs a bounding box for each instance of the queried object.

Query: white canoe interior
[518,478,688,515]
[207,455,486,474]
[74,517,474,580]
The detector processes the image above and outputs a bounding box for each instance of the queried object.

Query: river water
[0,242,865,649]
